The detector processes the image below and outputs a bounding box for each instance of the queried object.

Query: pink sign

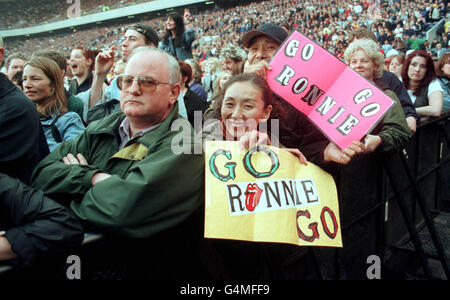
[267,31,394,149]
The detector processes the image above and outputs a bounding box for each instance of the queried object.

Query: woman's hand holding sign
[238,130,308,166]
[323,141,366,165]
[363,134,382,153]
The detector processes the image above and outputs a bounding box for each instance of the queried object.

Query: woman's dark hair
[178,60,192,88]
[163,13,185,47]
[401,50,436,96]
[213,73,274,118]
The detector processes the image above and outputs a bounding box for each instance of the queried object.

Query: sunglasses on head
[127,24,152,41]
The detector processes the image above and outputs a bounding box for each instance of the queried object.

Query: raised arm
[89,49,115,108]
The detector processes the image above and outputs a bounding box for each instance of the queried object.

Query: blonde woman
[342,39,410,154]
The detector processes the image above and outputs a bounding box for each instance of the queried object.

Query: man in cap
[242,23,288,79]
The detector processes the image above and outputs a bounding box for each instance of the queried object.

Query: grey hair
[219,44,247,62]
[128,46,180,84]
[344,39,385,79]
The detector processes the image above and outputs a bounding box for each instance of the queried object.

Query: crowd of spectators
[0,0,151,30]
[0,0,449,280]
[2,0,449,64]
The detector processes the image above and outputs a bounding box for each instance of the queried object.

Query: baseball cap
[242,23,288,48]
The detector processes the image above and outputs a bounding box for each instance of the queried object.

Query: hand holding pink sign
[266,31,394,149]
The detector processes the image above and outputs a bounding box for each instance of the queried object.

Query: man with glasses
[31,47,205,279]
[78,23,160,123]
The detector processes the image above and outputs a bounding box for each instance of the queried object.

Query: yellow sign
[204,141,342,247]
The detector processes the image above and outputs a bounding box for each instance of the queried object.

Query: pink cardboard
[267,31,394,149]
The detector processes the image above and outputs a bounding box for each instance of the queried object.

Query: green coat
[31,104,204,238]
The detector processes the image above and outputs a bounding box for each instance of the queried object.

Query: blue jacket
[437,76,450,112]
[41,111,85,152]
[159,29,196,61]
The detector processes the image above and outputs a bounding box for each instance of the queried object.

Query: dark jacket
[68,72,94,95]
[65,89,85,121]
[184,88,209,131]
[0,173,84,267]
[375,70,418,120]
[274,100,331,168]
[0,73,49,184]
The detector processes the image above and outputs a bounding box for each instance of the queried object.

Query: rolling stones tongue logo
[244,183,263,211]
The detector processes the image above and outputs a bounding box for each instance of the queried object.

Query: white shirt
[407,79,444,104]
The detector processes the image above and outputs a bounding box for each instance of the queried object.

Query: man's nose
[255,50,268,60]
[128,79,142,95]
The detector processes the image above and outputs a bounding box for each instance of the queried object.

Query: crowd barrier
[0,113,449,280]
[336,111,450,279]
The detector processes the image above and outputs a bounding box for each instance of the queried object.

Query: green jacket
[65,89,85,122]
[31,104,204,238]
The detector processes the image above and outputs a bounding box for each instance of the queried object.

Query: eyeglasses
[116,75,171,92]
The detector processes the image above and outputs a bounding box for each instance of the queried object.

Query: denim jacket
[437,76,450,112]
[159,29,196,61]
[41,111,86,152]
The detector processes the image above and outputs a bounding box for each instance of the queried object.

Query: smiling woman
[343,39,410,154]
[22,56,85,151]
[204,73,273,143]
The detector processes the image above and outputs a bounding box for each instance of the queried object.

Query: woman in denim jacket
[160,11,196,61]
[22,56,85,152]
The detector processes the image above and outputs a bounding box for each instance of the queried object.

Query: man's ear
[170,83,181,105]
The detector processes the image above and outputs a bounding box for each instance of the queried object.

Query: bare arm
[415,91,443,118]
[89,49,115,108]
